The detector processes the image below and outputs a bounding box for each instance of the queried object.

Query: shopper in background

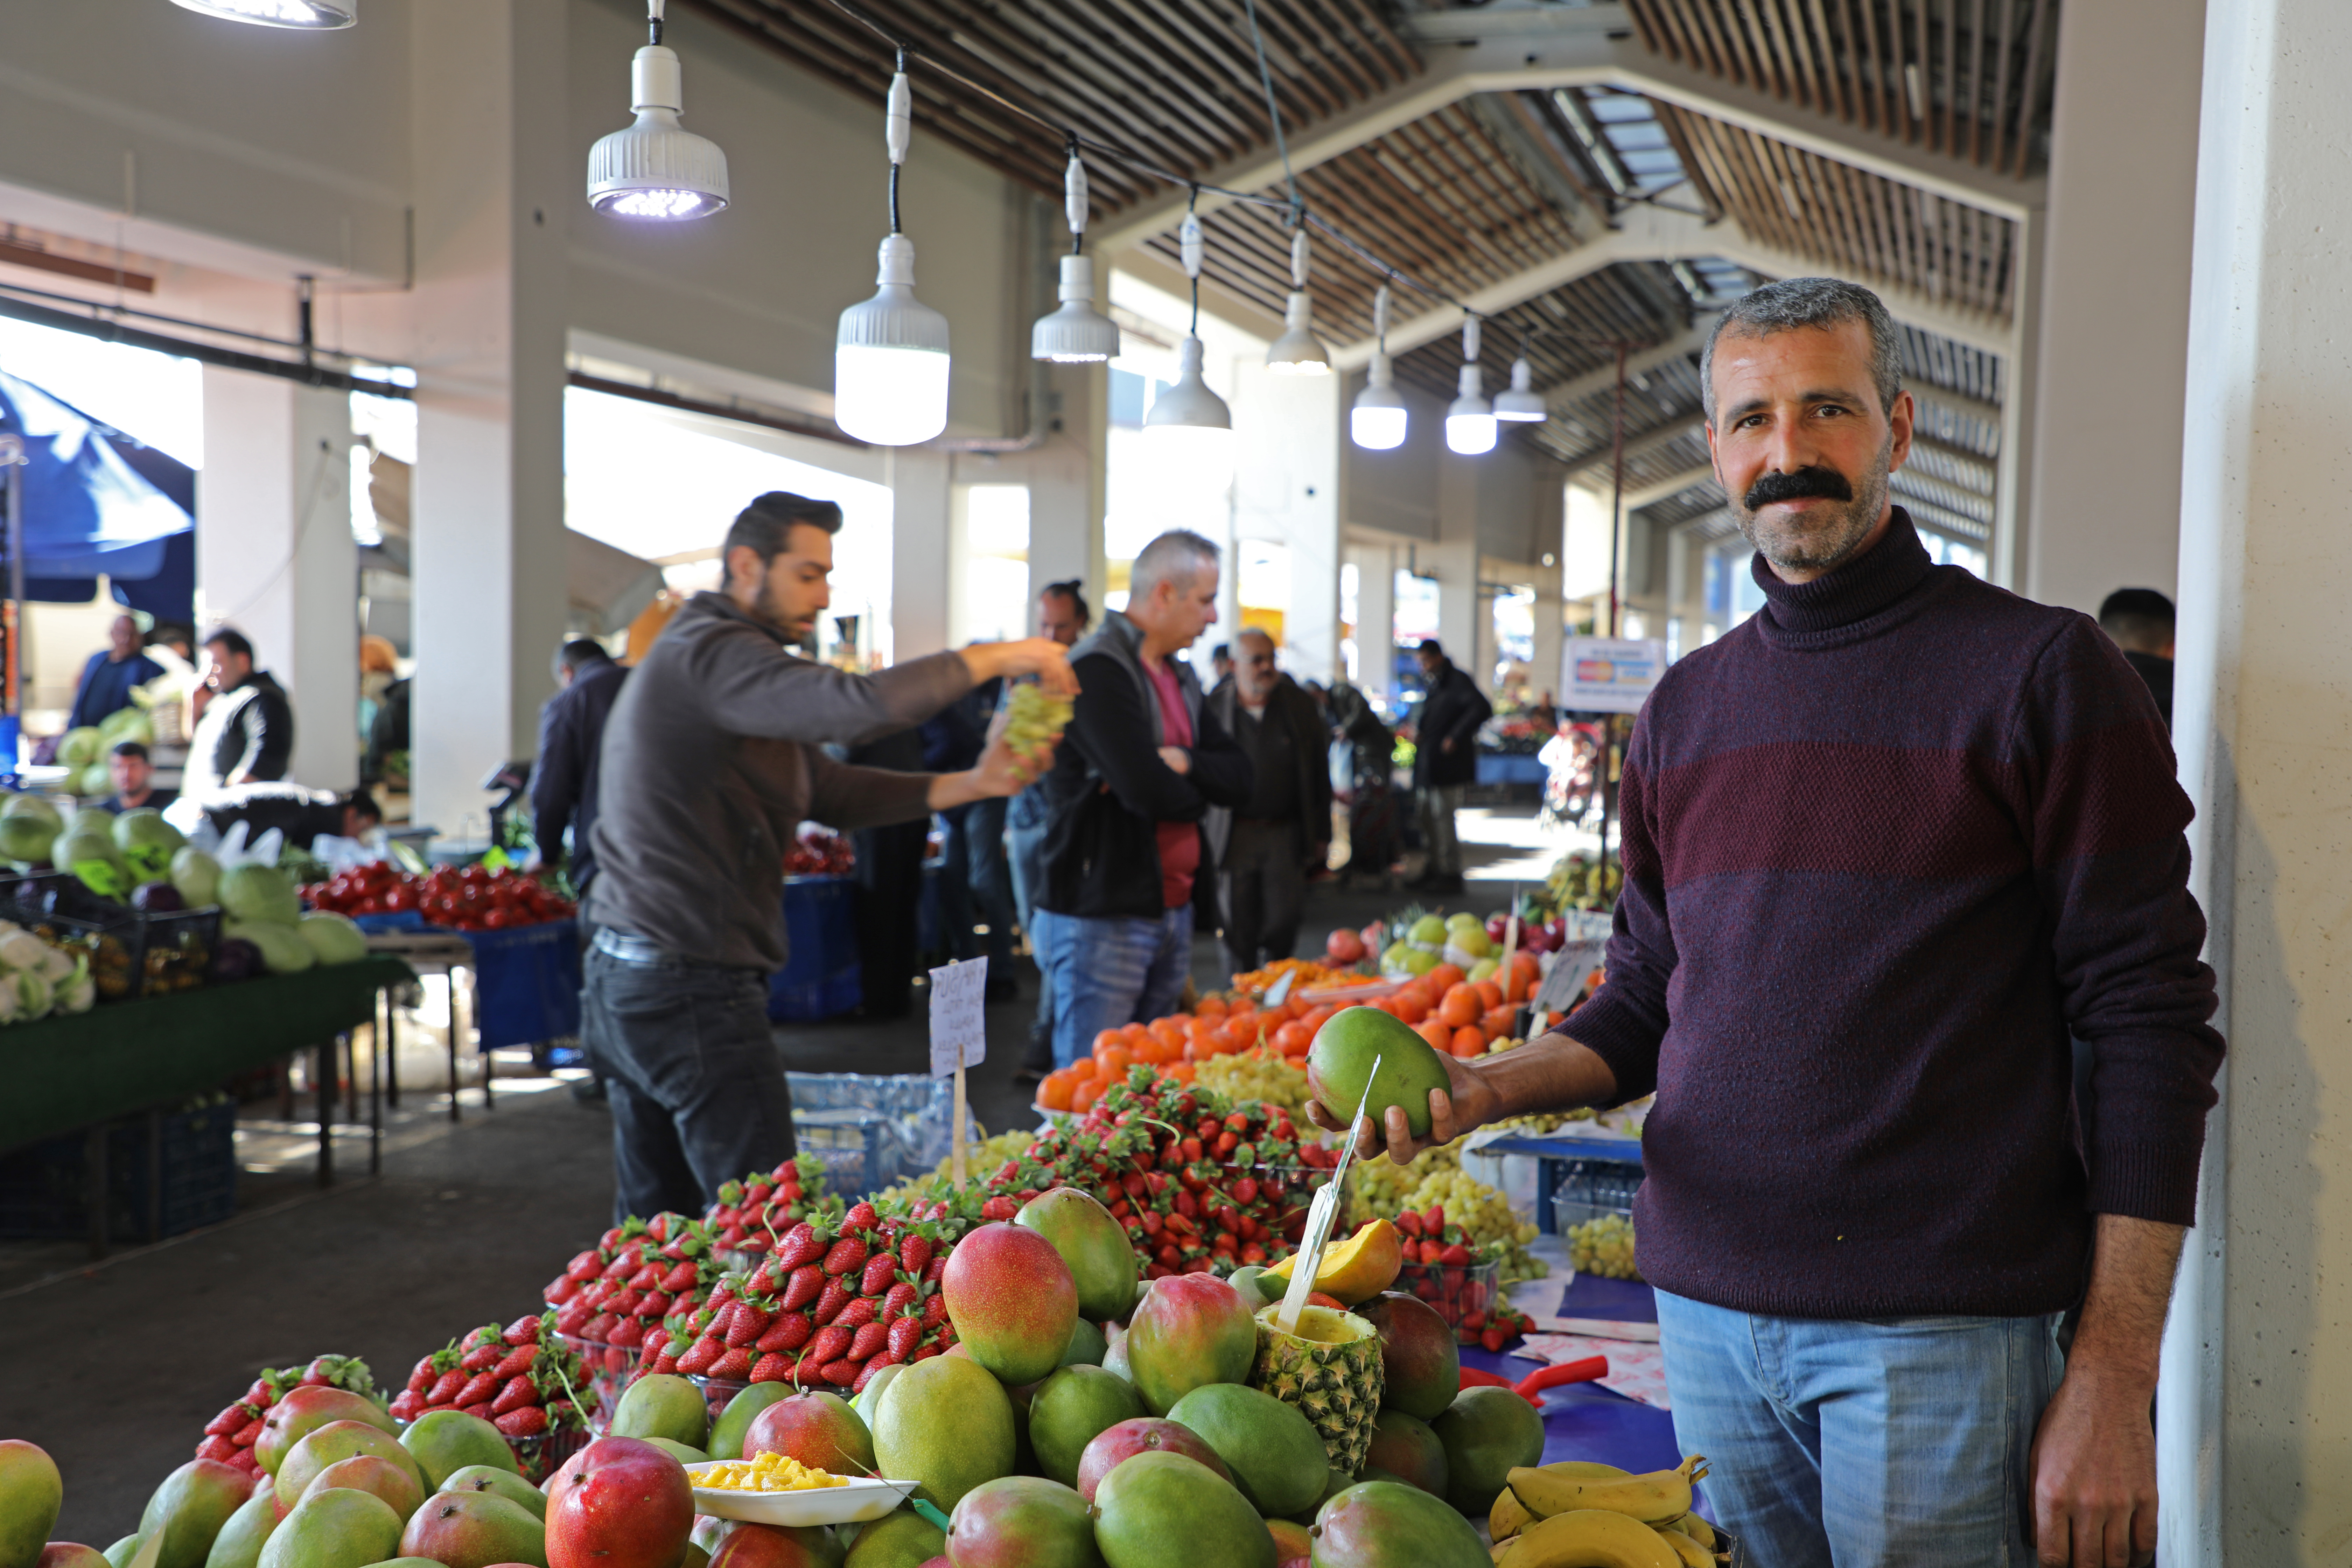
[1317,278,2221,1568]
[196,783,382,845]
[921,669,1019,1001]
[357,635,399,738]
[529,639,628,899]
[1210,643,1233,686]
[2098,587,2176,728]
[1406,637,1490,895]
[584,491,1074,1223]
[186,628,294,796]
[99,741,176,815]
[1011,579,1089,1083]
[1326,677,1397,888]
[65,614,163,733]
[1204,628,1331,978]
[1030,530,1251,1069]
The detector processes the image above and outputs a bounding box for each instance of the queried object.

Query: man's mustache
[1743,465,1854,511]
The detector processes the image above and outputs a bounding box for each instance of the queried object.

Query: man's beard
[752,584,812,642]
[1731,434,1893,576]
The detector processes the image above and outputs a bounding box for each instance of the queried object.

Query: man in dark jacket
[2097,587,2175,728]
[1205,629,1332,978]
[187,628,294,797]
[1408,638,1490,894]
[584,491,1072,1222]
[1030,530,1252,1069]
[66,615,163,733]
[530,639,629,898]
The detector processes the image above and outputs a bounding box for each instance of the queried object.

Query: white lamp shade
[172,0,354,23]
[835,234,952,445]
[1446,363,1495,454]
[1266,291,1331,375]
[1144,335,1235,490]
[1493,356,1546,422]
[1351,371,1408,450]
[588,47,728,219]
[1031,255,1120,362]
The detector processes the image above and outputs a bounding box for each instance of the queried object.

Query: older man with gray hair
[1029,530,1254,1069]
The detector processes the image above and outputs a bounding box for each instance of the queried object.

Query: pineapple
[1249,1303,1385,1474]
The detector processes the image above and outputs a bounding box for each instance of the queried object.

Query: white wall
[1231,367,1343,678]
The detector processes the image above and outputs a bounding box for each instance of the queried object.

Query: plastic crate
[1552,1158,1642,1283]
[0,1099,238,1240]
[784,1072,985,1193]
[770,876,861,1022]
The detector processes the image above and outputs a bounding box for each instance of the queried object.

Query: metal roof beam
[1559,410,1707,478]
[1618,464,1716,510]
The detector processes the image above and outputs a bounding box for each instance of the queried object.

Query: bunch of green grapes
[1350,1139,1463,1217]
[1005,683,1074,754]
[1401,1168,1544,1280]
[1195,1050,1311,1119]
[1568,1214,1639,1280]
[1486,1107,1596,1135]
[869,1129,1038,1210]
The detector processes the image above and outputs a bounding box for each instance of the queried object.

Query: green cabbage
[224,916,315,973]
[112,810,186,881]
[298,911,369,966]
[170,847,222,908]
[218,863,300,925]
[55,728,104,768]
[2,792,61,829]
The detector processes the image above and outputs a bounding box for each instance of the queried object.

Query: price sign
[929,958,988,1186]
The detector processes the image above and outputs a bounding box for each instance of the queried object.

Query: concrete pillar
[1989,205,2042,596]
[1527,558,1564,702]
[194,371,358,791]
[2025,0,2205,612]
[2160,2,2352,1561]
[889,449,952,662]
[1350,541,1396,703]
[406,0,571,836]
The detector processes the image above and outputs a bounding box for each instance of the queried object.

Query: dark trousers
[1218,818,1308,978]
[582,945,794,1226]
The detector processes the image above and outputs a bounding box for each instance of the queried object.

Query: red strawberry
[608,1319,644,1349]
[637,1292,673,1321]
[427,1370,466,1405]
[676,1337,724,1376]
[725,1307,772,1349]
[923,1256,947,1285]
[756,1313,812,1354]
[843,1202,879,1234]
[859,1253,898,1297]
[750,1353,793,1383]
[806,1325,852,1366]
[822,1238,868,1277]
[882,1282,918,1320]
[651,1351,681,1375]
[503,1316,542,1346]
[492,1345,537,1380]
[225,1449,260,1476]
[820,1360,859,1387]
[455,1372,503,1407]
[231,1418,264,1448]
[848,1322,888,1361]
[791,1349,826,1387]
[204,1404,247,1436]
[813,1280,854,1326]
[833,1298,879,1331]
[196,1435,238,1464]
[388,1390,425,1422]
[581,1312,621,1343]
[458,1402,496,1423]
[887,1317,923,1359]
[708,1346,754,1381]
[774,1225,825,1272]
[460,1343,503,1373]
[491,1376,539,1415]
[746,1263,780,1297]
[661,1259,701,1294]
[630,1262,665,1289]
[567,1249,603,1281]
[920,1294,950,1330]
[493,1406,548,1437]
[544,1274,581,1306]
[899,1234,934,1276]
[912,1343,944,1362]
[781,1266,825,1312]
[242,1379,275,1406]
[851,1357,887,1393]
[607,1289,643,1318]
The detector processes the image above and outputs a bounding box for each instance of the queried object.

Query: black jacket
[190,671,294,794]
[1203,674,1334,869]
[2121,650,2174,729]
[1413,660,1491,789]
[530,659,628,891]
[1036,612,1253,920]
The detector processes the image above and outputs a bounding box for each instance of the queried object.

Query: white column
[888,449,952,662]
[406,0,571,836]
[1350,541,1395,703]
[1989,205,2042,595]
[2161,2,2352,1561]
[2025,0,2205,612]
[194,371,358,790]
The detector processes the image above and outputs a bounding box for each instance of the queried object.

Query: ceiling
[683,0,2054,539]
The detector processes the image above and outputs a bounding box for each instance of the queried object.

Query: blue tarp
[0,370,195,621]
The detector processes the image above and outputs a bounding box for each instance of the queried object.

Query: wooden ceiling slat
[1268,0,1379,103]
[1075,0,1266,155]
[971,0,1253,167]
[1200,0,1341,124]
[1756,0,1809,108]
[1804,0,1849,124]
[1850,0,1894,137]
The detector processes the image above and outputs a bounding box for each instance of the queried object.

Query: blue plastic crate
[466,919,583,1049]
[0,1099,238,1240]
[770,877,862,1022]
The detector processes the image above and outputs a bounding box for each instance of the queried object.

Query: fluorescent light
[1266,291,1331,375]
[1493,356,1546,422]
[1031,255,1120,363]
[1351,350,1407,450]
[1446,363,1496,455]
[172,0,355,26]
[587,37,729,220]
[1144,335,1235,491]
[835,236,951,445]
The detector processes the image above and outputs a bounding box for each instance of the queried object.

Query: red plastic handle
[1458,1367,1518,1390]
[1515,1356,1609,1398]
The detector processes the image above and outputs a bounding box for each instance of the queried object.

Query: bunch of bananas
[1194,1048,1311,1119]
[1491,1458,1720,1567]
[1567,1214,1639,1280]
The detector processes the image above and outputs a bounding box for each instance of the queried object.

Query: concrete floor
[0,801,1586,1546]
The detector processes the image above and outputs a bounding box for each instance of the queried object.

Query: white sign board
[927,958,988,1076]
[1561,636,1667,714]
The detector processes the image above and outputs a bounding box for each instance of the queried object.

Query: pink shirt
[1141,658,1200,909]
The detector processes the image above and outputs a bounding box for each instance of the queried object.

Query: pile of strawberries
[1394,1205,1478,1268]
[1460,1302,1535,1353]
[701,1155,828,1256]
[194,1354,378,1477]
[390,1312,588,1439]
[639,1200,959,1395]
[545,1212,720,1363]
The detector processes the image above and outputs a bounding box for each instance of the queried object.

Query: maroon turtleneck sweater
[1563,512,2223,1318]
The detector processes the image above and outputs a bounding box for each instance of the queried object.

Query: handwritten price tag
[928,958,988,1077]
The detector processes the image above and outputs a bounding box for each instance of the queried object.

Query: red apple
[546,1438,692,1568]
[1325,927,1366,965]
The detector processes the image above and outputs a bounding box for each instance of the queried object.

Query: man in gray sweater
[586,491,1074,1222]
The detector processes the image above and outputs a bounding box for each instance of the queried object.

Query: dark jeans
[959,797,1017,979]
[1218,818,1307,978]
[1006,817,1055,1061]
[582,944,794,1226]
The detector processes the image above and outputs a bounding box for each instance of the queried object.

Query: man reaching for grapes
[1311,280,2222,1568]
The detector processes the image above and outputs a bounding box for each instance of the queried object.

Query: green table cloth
[0,955,414,1153]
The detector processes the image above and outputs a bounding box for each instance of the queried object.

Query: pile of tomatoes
[300,861,577,932]
[1370,950,1546,1059]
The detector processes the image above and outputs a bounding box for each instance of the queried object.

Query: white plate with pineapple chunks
[684,1457,919,1527]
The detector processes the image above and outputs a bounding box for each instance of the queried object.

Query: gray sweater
[586,592,970,969]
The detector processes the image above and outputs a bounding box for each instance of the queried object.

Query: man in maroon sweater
[1314,278,2221,1567]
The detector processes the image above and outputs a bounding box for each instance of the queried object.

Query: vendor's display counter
[1480,1129,1644,1233]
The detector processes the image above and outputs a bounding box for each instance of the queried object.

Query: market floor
[0,802,1588,1544]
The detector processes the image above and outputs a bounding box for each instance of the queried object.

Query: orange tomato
[1197,994,1230,1017]
[1415,1019,1453,1053]
[1451,1026,1487,1058]
[1473,979,1504,1013]
[1213,1026,1249,1056]
[1098,1045,1134,1077]
[1481,1005,1518,1039]
[1426,963,1466,994]
[1392,992,1429,1026]
[1150,1018,1186,1052]
[1166,1061,1197,1083]
[1039,1071,1076,1110]
[1121,1021,1152,1045]
[1302,1004,1335,1032]
[1507,951,1541,1000]
[1436,983,1481,1030]
[1072,1078,1102,1112]
[1092,1029,1125,1056]
[1272,1020,1311,1056]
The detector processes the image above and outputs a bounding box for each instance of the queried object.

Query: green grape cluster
[1195,1050,1311,1119]
[1401,1168,1543,1281]
[1006,683,1074,754]
[869,1128,1036,1211]
[1350,1139,1463,1218]
[1567,1214,1639,1280]
[1487,1107,1596,1135]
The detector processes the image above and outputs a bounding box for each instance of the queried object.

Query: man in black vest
[1204,628,1332,979]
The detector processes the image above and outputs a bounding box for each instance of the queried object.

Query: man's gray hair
[1130,529,1221,604]
[1700,277,1902,423]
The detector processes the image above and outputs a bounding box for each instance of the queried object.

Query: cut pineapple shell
[1249,1303,1384,1475]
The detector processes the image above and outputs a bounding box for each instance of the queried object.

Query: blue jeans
[582,945,794,1227]
[1006,820,1054,1052]
[1655,1291,2064,1567]
[1030,905,1193,1070]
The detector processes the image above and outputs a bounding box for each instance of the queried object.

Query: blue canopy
[0,369,196,621]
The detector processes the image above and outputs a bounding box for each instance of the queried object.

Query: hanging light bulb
[171,0,354,25]
[1351,284,1407,450]
[1446,317,1496,456]
[586,2,729,220]
[835,68,950,445]
[1031,150,1120,363]
[1143,205,1236,492]
[1265,227,1331,375]
[1493,355,1546,422]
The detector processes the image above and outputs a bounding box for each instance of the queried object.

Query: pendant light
[586,1,729,221]
[1143,203,1236,491]
[1265,227,1331,375]
[1493,351,1546,423]
[835,65,951,446]
[1031,149,1120,363]
[1446,317,1497,456]
[171,0,354,25]
[1350,284,1407,450]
